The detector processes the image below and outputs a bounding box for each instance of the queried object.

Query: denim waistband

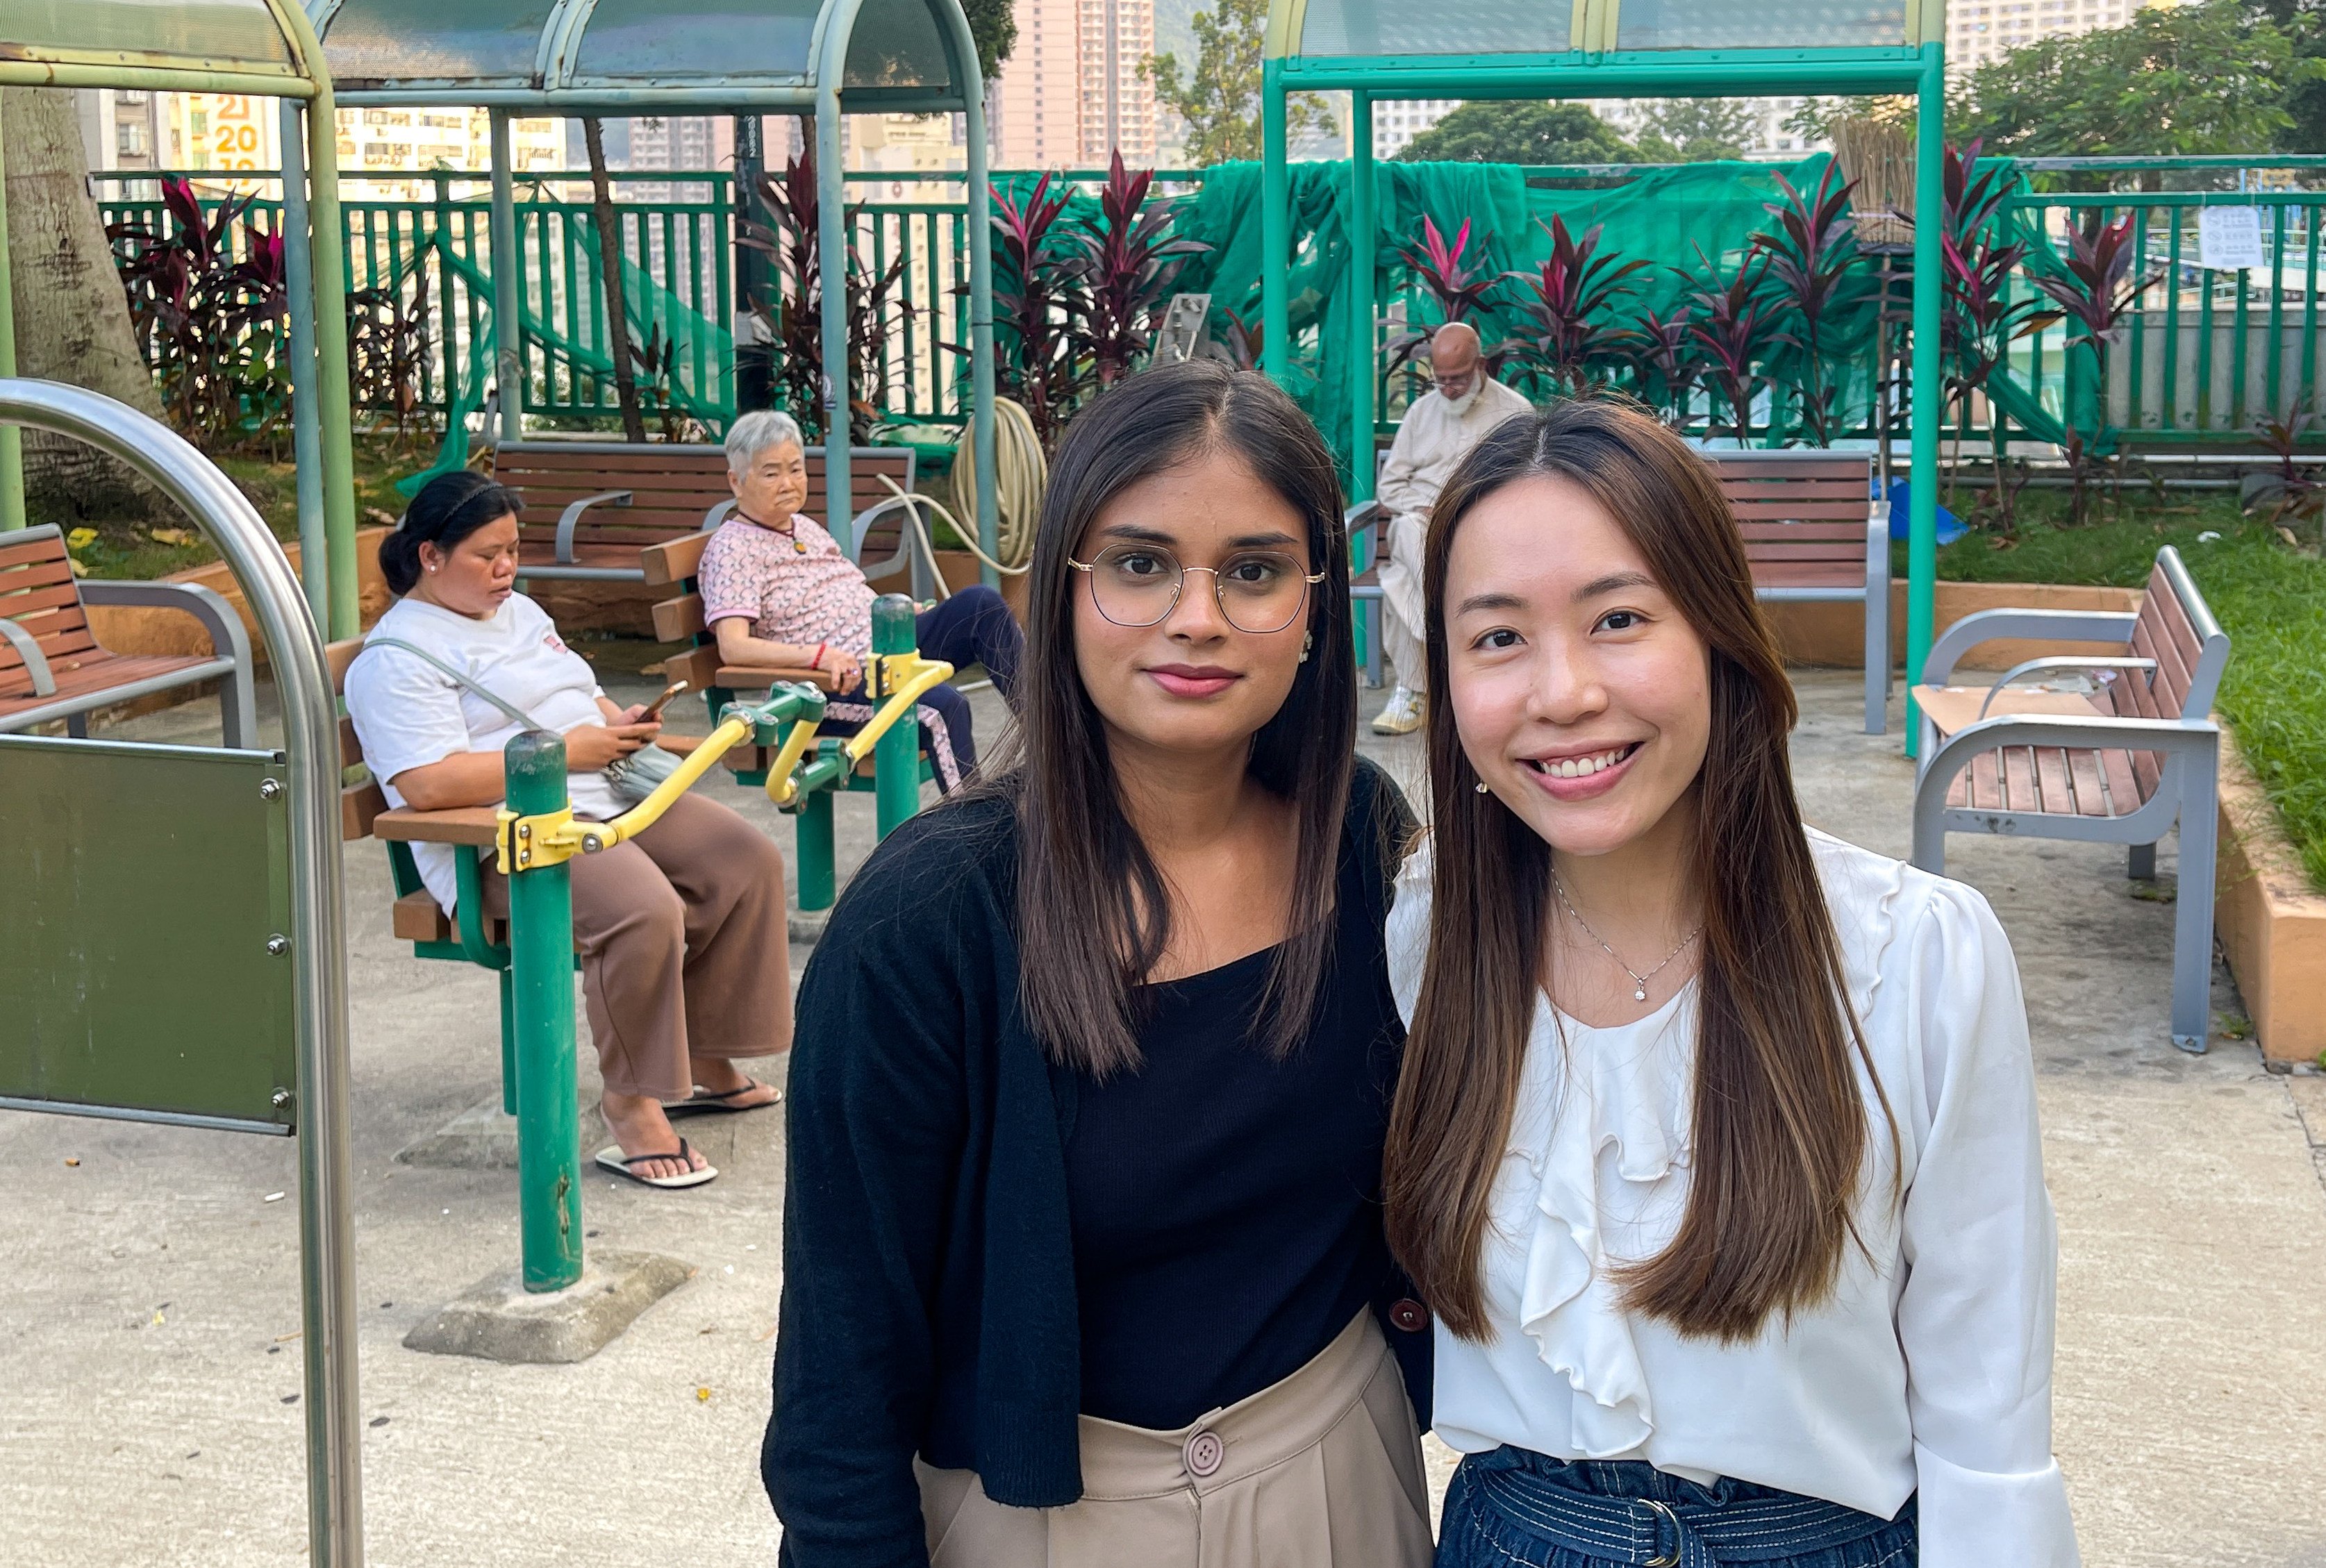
[1461,1447,1915,1567]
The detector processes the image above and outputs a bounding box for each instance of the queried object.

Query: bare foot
[600,1092,708,1182]
[686,1059,779,1110]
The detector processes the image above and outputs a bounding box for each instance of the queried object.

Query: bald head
[1431,322,1482,401]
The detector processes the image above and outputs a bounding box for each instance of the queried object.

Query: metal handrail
[0,377,361,1568]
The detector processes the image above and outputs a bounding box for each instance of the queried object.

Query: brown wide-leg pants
[482,792,792,1099]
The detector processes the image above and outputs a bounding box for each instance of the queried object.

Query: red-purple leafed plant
[1939,140,2050,528]
[2026,211,2161,520]
[1631,304,1701,422]
[739,147,906,443]
[1684,249,1779,448]
[1752,161,1861,447]
[1068,152,1211,391]
[989,172,1089,451]
[1501,215,1652,399]
[108,177,292,449]
[1386,216,1509,375]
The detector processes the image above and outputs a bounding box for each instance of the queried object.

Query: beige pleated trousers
[916,1312,1434,1568]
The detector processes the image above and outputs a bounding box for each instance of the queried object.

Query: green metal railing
[91,159,2326,455]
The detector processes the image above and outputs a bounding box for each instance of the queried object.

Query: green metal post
[497,967,517,1117]
[1261,62,1290,383]
[962,63,1000,589]
[301,77,362,640]
[503,731,583,1293]
[0,91,24,533]
[279,99,327,621]
[813,35,853,548]
[1348,92,1374,668]
[1904,44,1945,755]
[796,787,838,910]
[872,594,921,838]
[490,111,523,446]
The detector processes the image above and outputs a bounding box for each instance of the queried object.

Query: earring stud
[1474,780,1490,794]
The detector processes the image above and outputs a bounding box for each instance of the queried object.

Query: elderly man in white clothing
[1370,321,1532,735]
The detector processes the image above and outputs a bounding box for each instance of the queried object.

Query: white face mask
[1440,380,1481,417]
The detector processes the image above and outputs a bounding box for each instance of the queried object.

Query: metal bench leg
[1368,605,1384,689]
[2168,752,2220,1054]
[1863,581,1888,736]
[65,712,88,739]
[219,660,256,750]
[2128,842,2157,881]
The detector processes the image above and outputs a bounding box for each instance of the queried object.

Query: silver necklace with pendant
[1552,876,1702,1003]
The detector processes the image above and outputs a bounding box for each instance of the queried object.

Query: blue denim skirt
[1436,1447,1917,1568]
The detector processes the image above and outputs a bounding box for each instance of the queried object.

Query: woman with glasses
[764,360,1435,1568]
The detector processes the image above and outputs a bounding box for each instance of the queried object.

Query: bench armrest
[1920,608,2139,685]
[78,578,258,748]
[0,615,56,696]
[701,497,738,531]
[847,492,928,579]
[1977,656,2157,719]
[1345,499,1388,546]
[556,490,633,564]
[373,805,502,846]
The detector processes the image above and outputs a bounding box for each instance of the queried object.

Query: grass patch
[30,433,422,582]
[1901,484,2326,891]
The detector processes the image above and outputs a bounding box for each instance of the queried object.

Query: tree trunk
[1,86,169,522]
[581,118,647,442]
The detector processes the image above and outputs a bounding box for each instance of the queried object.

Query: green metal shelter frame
[304,0,1001,568]
[1261,0,1950,744]
[0,0,363,637]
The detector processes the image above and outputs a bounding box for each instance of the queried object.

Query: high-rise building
[992,0,1158,169]
[1372,100,1460,159]
[1948,0,2157,72]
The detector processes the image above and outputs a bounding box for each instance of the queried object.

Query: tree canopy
[1631,99,1758,162]
[1148,0,1335,165]
[1396,101,1638,165]
[1948,0,2319,158]
[961,0,1015,81]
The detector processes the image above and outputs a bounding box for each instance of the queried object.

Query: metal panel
[0,0,300,74]
[1613,0,1908,50]
[0,734,297,1133]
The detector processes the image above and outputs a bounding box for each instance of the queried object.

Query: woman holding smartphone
[765,360,1434,1567]
[1386,401,2079,1567]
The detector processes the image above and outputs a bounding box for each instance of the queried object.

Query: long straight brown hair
[962,359,1357,1078]
[1383,400,1887,1344]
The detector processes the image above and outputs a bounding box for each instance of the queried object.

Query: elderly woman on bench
[697,410,1022,790]
[346,472,792,1192]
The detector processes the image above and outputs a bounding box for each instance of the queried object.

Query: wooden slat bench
[1347,447,1891,732]
[1,523,256,747]
[1909,546,2230,1051]
[489,440,920,586]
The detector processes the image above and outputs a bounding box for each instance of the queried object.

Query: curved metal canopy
[308,0,976,110]
[0,0,320,94]
[1267,0,1939,64]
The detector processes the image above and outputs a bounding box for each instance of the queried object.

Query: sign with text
[2198,207,2267,271]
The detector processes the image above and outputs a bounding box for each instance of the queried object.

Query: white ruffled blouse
[1388,828,2080,1567]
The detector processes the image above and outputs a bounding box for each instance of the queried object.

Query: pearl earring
[1474,780,1490,794]
[1299,631,1313,663]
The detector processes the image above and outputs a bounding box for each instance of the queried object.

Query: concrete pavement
[2,668,2322,1565]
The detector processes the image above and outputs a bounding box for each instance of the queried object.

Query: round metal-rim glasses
[1067,543,1326,635]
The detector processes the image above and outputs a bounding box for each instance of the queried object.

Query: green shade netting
[1169,155,1911,476]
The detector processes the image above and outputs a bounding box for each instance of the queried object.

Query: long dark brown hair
[1383,399,1887,1344]
[967,359,1357,1077]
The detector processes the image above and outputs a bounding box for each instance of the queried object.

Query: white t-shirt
[345,593,623,913]
[1388,827,2078,1568]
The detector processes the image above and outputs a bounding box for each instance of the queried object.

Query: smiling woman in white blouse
[1384,401,2079,1568]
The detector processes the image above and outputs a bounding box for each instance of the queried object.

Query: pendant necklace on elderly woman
[1552,876,1702,1003]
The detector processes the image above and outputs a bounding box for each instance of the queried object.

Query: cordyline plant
[1684,248,1780,447]
[2026,212,2161,522]
[1631,303,1701,421]
[988,172,1090,452]
[1938,139,2050,529]
[1500,215,1650,399]
[1386,217,1515,376]
[738,147,907,444]
[109,178,292,451]
[1752,161,1861,447]
[345,266,435,446]
[1067,152,1211,392]
[2243,412,2324,542]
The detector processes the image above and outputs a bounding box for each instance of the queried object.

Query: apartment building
[1948,0,2152,72]
[992,0,1158,169]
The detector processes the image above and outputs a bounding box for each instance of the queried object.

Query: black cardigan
[763,760,1429,1567]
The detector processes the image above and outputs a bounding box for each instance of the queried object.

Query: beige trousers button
[1183,1429,1223,1478]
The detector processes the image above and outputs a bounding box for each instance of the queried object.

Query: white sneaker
[1371,685,1425,736]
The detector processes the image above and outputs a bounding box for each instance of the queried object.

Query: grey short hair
[726,409,805,474]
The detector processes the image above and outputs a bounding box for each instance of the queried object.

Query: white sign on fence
[2198,206,2268,270]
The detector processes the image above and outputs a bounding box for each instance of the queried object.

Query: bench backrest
[2095,546,2230,802]
[0,525,96,698]
[1708,452,1877,591]
[492,440,915,567]
[327,637,387,842]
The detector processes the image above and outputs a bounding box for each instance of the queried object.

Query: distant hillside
[1154,0,1203,69]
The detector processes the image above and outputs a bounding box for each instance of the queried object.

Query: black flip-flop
[665,1082,781,1118]
[593,1138,717,1190]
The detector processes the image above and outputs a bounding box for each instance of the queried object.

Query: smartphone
[640,680,689,721]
